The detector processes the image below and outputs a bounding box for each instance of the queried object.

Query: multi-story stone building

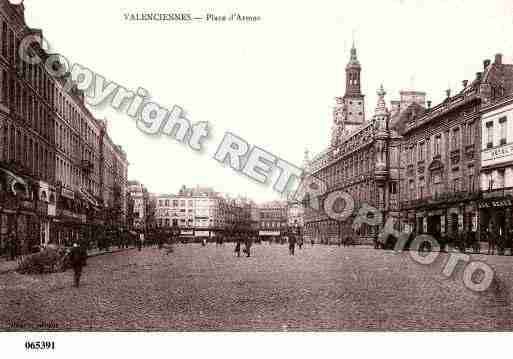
[257,200,287,240]
[304,46,401,244]
[155,186,230,238]
[0,0,128,254]
[479,93,513,238]
[398,54,513,240]
[99,124,128,226]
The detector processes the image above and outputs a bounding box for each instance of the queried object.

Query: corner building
[479,93,513,239]
[397,54,513,240]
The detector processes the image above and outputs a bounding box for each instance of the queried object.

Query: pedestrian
[137,231,144,251]
[288,231,296,255]
[244,233,252,257]
[158,230,165,250]
[488,228,496,255]
[69,242,87,288]
[165,233,174,255]
[234,232,241,257]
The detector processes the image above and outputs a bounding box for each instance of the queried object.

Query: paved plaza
[1,243,512,331]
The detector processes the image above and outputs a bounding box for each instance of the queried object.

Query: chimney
[476,72,482,81]
[427,100,432,109]
[484,59,491,69]
[495,53,502,65]
[446,89,451,98]
[462,80,468,88]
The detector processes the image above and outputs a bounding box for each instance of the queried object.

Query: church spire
[349,41,359,65]
[345,41,361,96]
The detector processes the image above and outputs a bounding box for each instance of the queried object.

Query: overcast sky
[23,0,513,201]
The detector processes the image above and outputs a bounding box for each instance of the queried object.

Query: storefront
[0,165,40,255]
[478,189,513,239]
[402,194,479,240]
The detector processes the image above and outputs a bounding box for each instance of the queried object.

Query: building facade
[155,186,231,238]
[398,54,513,240]
[304,46,400,244]
[257,200,287,239]
[0,0,128,255]
[304,44,513,244]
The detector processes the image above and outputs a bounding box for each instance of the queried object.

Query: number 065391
[25,341,55,350]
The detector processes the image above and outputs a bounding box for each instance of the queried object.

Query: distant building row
[127,184,304,239]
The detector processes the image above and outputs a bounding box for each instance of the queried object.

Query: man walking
[288,231,296,255]
[234,231,242,257]
[244,232,252,258]
[69,243,87,288]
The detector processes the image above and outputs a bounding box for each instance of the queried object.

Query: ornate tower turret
[342,42,365,130]
[373,84,389,172]
[345,42,362,96]
[330,41,366,148]
[373,85,390,213]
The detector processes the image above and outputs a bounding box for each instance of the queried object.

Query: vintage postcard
[1,0,513,357]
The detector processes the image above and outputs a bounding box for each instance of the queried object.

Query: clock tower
[331,42,366,147]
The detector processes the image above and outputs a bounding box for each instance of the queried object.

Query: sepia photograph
[1,0,513,356]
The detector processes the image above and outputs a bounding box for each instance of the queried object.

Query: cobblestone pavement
[1,244,512,331]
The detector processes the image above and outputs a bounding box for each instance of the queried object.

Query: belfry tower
[331,42,366,147]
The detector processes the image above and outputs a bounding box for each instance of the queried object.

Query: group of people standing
[233,232,254,257]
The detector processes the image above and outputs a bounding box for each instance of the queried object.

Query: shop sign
[423,217,427,233]
[458,214,463,231]
[472,214,477,232]
[482,143,513,164]
[259,230,280,236]
[441,215,445,233]
[181,230,194,235]
[479,198,513,208]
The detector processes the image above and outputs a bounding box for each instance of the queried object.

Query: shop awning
[0,166,30,198]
